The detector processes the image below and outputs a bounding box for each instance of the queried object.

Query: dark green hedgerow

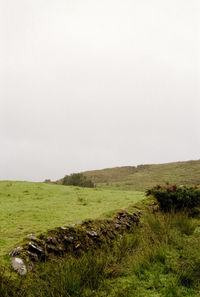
[146,184,200,211]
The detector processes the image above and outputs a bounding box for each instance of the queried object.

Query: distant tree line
[62,173,95,188]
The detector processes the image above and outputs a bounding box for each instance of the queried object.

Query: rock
[11,257,27,275]
[26,233,37,240]
[120,213,128,218]
[47,245,64,254]
[46,237,59,245]
[115,223,121,229]
[28,242,44,255]
[75,243,81,249]
[61,226,68,230]
[125,222,131,228]
[9,246,23,256]
[86,231,98,237]
[64,236,74,243]
[27,251,39,262]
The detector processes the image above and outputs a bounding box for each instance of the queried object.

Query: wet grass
[0,181,145,257]
[1,210,200,296]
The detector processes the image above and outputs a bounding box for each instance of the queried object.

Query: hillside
[82,160,200,191]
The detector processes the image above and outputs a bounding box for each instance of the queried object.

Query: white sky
[1,0,200,181]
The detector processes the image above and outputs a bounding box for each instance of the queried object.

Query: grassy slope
[83,160,200,191]
[0,181,145,256]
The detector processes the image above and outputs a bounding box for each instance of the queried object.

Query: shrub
[146,184,200,212]
[62,173,95,188]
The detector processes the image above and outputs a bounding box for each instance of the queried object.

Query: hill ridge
[81,159,200,191]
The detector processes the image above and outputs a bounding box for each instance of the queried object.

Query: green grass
[0,181,145,257]
[1,178,200,296]
[81,160,200,191]
[1,210,200,297]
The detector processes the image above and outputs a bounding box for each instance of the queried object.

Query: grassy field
[0,181,145,257]
[82,160,200,191]
[1,176,200,296]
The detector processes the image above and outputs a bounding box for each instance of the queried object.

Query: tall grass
[1,210,200,297]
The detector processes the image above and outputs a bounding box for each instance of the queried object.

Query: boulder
[11,257,27,276]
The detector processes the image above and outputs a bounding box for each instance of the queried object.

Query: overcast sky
[1,0,200,181]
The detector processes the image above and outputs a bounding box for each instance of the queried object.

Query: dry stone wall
[9,210,141,275]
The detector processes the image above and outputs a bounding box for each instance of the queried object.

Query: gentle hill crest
[80,159,200,191]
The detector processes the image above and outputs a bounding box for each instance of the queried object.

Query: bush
[146,184,200,212]
[62,173,95,188]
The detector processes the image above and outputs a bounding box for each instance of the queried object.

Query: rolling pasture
[0,181,145,257]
